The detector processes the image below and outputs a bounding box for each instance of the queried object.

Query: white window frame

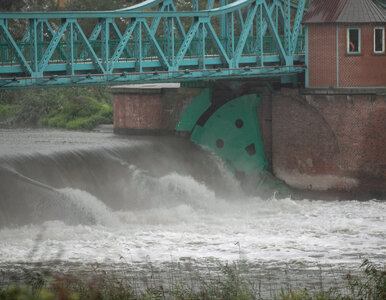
[347,27,361,54]
[374,27,385,54]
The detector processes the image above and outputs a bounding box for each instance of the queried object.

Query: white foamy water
[0,172,385,272]
[0,129,385,291]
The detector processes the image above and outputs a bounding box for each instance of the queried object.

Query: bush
[0,104,19,121]
[40,96,113,130]
[0,260,385,300]
[0,86,113,130]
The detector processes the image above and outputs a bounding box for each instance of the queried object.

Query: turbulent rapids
[0,129,385,291]
[0,133,240,227]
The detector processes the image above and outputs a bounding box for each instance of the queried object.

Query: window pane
[375,28,384,52]
[349,29,359,53]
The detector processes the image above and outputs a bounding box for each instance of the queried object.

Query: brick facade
[114,93,163,130]
[272,88,386,199]
[307,23,386,88]
[308,24,337,87]
[112,85,202,135]
[338,24,386,87]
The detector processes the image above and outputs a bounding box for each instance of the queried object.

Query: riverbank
[1,260,384,300]
[0,87,113,130]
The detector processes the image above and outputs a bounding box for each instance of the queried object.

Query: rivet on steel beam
[121,72,128,77]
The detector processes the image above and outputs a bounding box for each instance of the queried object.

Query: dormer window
[347,28,361,54]
[374,27,385,54]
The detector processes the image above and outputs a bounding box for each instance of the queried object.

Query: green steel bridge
[0,0,308,90]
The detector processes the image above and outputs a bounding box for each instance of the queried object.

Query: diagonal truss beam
[262,1,287,64]
[142,21,170,70]
[205,23,231,67]
[291,0,306,55]
[234,1,258,67]
[174,20,200,68]
[108,20,137,72]
[73,21,105,74]
[0,20,32,75]
[38,20,68,72]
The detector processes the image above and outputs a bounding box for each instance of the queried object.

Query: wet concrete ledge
[301,87,386,95]
[111,83,180,95]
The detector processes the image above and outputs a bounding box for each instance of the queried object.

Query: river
[0,128,385,295]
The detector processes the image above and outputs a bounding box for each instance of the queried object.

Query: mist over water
[0,129,385,290]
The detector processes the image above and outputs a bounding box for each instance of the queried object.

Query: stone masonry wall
[272,88,386,199]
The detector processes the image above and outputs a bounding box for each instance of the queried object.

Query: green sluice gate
[176,89,267,176]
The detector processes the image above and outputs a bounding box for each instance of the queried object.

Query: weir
[0,0,385,198]
[0,135,243,227]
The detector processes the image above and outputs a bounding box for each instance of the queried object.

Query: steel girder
[0,0,307,90]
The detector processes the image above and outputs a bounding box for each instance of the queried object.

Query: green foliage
[280,288,341,300]
[39,94,113,130]
[0,260,385,300]
[0,104,18,121]
[345,259,386,300]
[0,86,112,130]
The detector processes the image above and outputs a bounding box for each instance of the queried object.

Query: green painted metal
[190,94,267,175]
[0,0,309,89]
[291,0,306,55]
[176,88,212,132]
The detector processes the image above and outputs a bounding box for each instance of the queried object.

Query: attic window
[374,27,385,54]
[347,28,361,54]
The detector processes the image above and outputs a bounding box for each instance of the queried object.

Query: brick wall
[308,23,386,88]
[114,93,163,131]
[112,85,202,135]
[308,24,337,87]
[338,24,386,87]
[272,88,386,199]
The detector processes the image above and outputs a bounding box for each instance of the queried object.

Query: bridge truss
[0,0,307,90]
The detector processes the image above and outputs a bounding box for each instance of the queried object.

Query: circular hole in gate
[216,139,224,148]
[235,119,244,129]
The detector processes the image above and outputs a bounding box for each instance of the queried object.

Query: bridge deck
[0,0,307,89]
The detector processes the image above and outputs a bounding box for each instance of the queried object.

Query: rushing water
[0,128,385,293]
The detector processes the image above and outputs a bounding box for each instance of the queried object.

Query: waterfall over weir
[0,129,385,292]
[0,132,241,227]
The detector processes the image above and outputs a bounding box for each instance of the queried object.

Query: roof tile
[302,0,386,24]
